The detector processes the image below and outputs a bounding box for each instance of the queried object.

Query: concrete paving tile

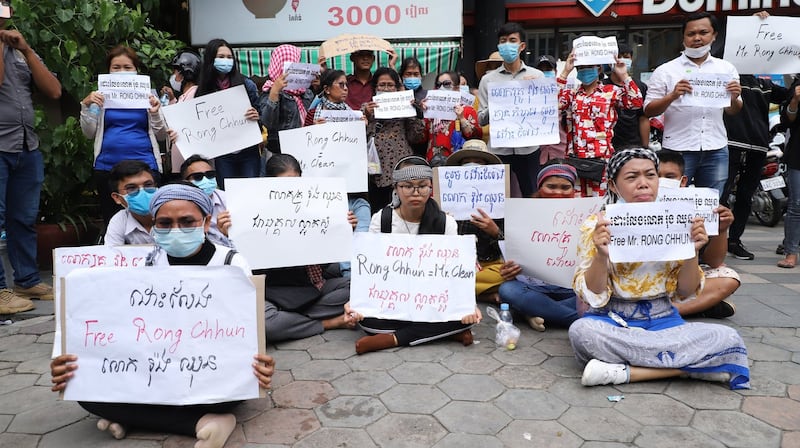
[747,341,794,361]
[15,354,52,374]
[494,389,568,420]
[0,333,36,352]
[693,410,782,448]
[752,361,800,385]
[746,327,798,338]
[612,380,670,394]
[782,432,800,448]
[331,371,396,396]
[762,336,800,352]
[665,381,743,410]
[161,434,197,447]
[315,396,387,428]
[6,398,88,433]
[0,433,39,448]
[448,338,496,355]
[0,385,54,414]
[493,365,559,389]
[367,414,447,447]
[437,373,505,402]
[293,428,377,448]
[533,338,576,357]
[634,426,725,448]
[270,369,293,390]
[738,283,799,297]
[559,407,641,442]
[789,385,800,401]
[614,393,694,426]
[540,356,582,378]
[735,375,788,397]
[233,397,273,422]
[582,443,634,448]
[306,340,356,360]
[291,360,350,382]
[388,361,451,385]
[242,408,319,445]
[496,420,582,448]
[37,331,55,344]
[737,273,771,284]
[441,352,501,374]
[272,350,310,371]
[379,384,450,414]
[742,396,800,430]
[345,351,403,371]
[0,361,16,370]
[0,372,37,394]
[39,419,162,448]
[431,433,504,448]
[0,341,52,362]
[0,413,12,431]
[0,324,20,338]
[393,344,452,362]
[490,345,547,366]
[434,401,511,435]
[271,381,337,409]
[548,378,617,408]
[320,328,361,342]
[273,335,324,351]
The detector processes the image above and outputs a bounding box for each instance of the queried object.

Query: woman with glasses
[424,71,482,164]
[50,183,275,447]
[347,156,482,354]
[180,155,234,248]
[363,67,426,211]
[304,69,351,126]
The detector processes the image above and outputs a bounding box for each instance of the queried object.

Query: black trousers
[79,401,240,436]
[499,152,540,198]
[722,148,766,242]
[360,318,470,347]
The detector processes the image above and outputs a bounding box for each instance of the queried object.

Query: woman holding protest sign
[347,156,482,355]
[162,48,202,178]
[568,148,749,389]
[196,38,261,187]
[424,71,482,165]
[557,48,643,198]
[50,183,275,448]
[81,45,168,226]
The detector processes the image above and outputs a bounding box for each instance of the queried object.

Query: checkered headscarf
[262,44,307,122]
[605,147,660,204]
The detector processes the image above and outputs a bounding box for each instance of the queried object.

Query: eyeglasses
[334,82,348,89]
[435,80,454,88]
[121,183,157,196]
[396,184,432,195]
[376,83,396,89]
[153,217,205,234]
[185,170,216,182]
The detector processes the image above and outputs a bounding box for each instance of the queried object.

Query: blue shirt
[95,108,157,171]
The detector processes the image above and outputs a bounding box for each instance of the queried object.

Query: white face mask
[683,43,712,59]
[659,177,681,189]
[169,74,182,92]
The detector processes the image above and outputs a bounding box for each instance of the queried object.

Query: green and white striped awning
[234,40,461,78]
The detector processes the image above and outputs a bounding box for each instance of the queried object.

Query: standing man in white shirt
[478,22,544,197]
[644,12,742,195]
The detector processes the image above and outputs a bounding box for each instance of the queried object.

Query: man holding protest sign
[644,12,742,195]
[568,148,749,390]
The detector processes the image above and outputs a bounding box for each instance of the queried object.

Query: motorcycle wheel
[753,189,783,226]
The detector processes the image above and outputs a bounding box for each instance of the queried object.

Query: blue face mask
[576,67,599,85]
[152,225,206,258]
[497,43,520,63]
[192,177,217,196]
[403,77,421,90]
[214,58,234,74]
[123,188,157,216]
[543,71,555,78]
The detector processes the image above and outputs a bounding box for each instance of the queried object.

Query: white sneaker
[687,372,731,383]
[581,359,630,386]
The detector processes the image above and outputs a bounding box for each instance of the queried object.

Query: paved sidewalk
[0,222,798,447]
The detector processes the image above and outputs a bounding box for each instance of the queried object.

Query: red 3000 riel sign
[190,0,462,45]
[643,0,800,14]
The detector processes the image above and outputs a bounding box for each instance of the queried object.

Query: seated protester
[348,156,482,354]
[657,150,739,318]
[498,160,580,331]
[50,183,275,447]
[444,140,505,304]
[256,154,356,342]
[103,160,158,246]
[569,148,749,389]
[180,155,234,248]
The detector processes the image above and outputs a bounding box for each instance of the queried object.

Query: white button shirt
[644,53,740,152]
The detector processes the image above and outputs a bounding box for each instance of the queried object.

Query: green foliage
[9,0,185,224]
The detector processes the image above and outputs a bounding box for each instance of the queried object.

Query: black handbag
[567,155,607,182]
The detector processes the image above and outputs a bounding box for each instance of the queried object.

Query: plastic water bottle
[495,303,520,350]
[160,92,170,107]
[499,303,513,324]
[88,103,101,116]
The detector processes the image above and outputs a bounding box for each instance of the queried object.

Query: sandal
[777,254,797,269]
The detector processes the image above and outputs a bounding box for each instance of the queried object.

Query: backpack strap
[380,206,393,233]
[224,249,238,265]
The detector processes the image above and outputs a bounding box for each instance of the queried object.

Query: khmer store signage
[189,0,463,45]
[642,0,800,14]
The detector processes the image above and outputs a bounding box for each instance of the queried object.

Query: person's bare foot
[477,292,500,304]
[322,312,357,330]
[97,419,127,440]
[195,413,236,448]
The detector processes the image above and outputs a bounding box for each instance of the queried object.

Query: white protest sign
[488,78,560,147]
[724,16,800,75]
[461,90,476,107]
[349,233,476,322]
[505,197,603,289]
[680,73,733,108]
[226,177,352,269]
[319,109,364,122]
[373,90,416,119]
[279,121,368,192]
[52,245,155,358]
[657,187,720,236]
[98,74,152,109]
[433,165,510,220]
[282,61,321,91]
[423,90,460,120]
[606,201,697,263]
[62,266,262,405]
[161,85,262,159]
[572,36,618,66]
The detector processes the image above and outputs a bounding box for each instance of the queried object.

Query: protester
[180,155,234,248]
[602,43,650,149]
[778,77,800,269]
[349,156,482,354]
[161,48,201,177]
[50,183,275,447]
[568,148,749,389]
[477,22,544,197]
[103,161,157,246]
[196,38,261,186]
[424,71,482,163]
[81,45,167,226]
[657,150,739,318]
[535,55,568,165]
[558,48,643,197]
[498,160,581,330]
[399,57,426,104]
[306,69,350,125]
[345,48,398,110]
[643,12,742,194]
[0,8,61,311]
